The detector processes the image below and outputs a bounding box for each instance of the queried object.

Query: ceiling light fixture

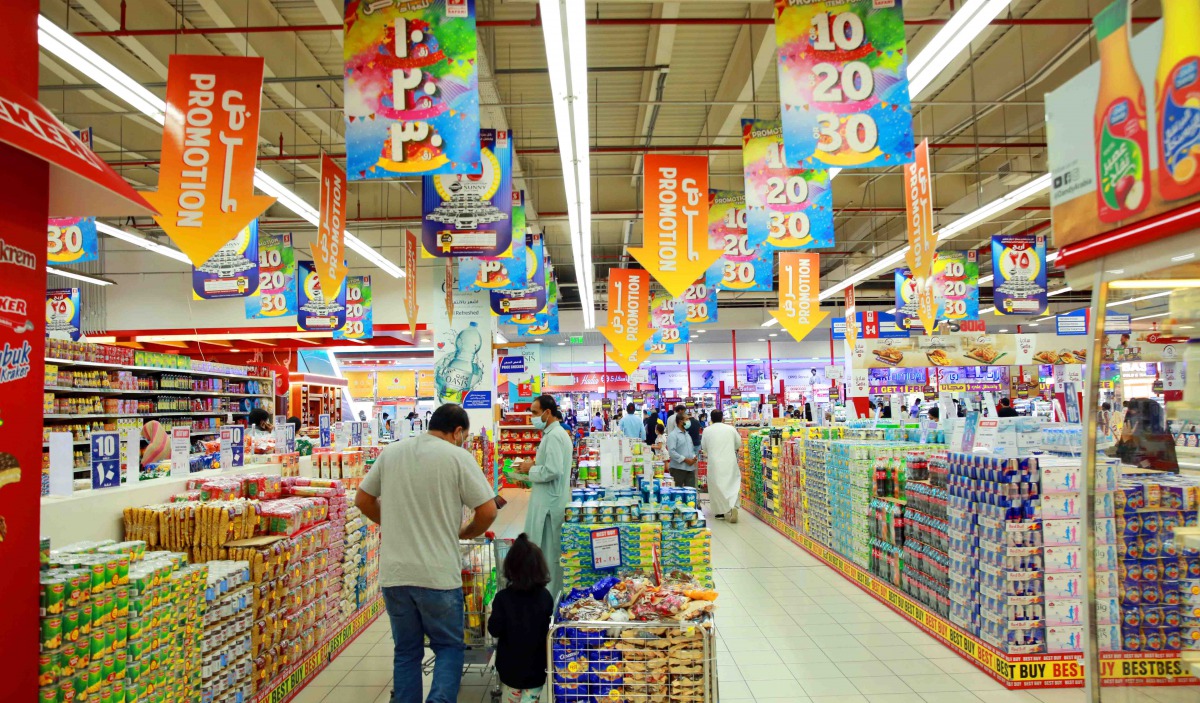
[1107,291,1172,308]
[1048,286,1073,297]
[96,222,191,263]
[48,267,113,286]
[1132,312,1169,321]
[1108,280,1200,289]
[539,0,594,328]
[761,318,779,328]
[998,328,1008,333]
[979,306,996,315]
[907,0,1013,99]
[38,15,402,279]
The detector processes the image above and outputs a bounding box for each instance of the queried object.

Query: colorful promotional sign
[992,233,1048,316]
[405,229,419,336]
[848,333,1101,369]
[490,232,547,322]
[45,288,80,341]
[772,252,828,342]
[844,288,858,348]
[193,220,259,300]
[597,268,655,375]
[315,153,349,301]
[832,312,909,340]
[631,154,720,297]
[319,414,331,448]
[937,366,1010,393]
[297,260,347,331]
[650,293,690,346]
[774,0,914,170]
[334,276,372,340]
[422,129,512,258]
[742,119,834,250]
[343,0,481,179]
[143,55,274,266]
[344,371,377,399]
[46,216,98,265]
[504,345,542,405]
[377,372,415,399]
[90,431,120,489]
[1047,13,1200,249]
[933,250,980,322]
[432,290,492,409]
[457,188,528,290]
[679,279,718,324]
[246,232,297,319]
[903,140,936,280]
[705,189,772,292]
[514,278,560,337]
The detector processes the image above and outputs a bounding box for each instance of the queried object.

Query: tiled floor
[296,490,1195,703]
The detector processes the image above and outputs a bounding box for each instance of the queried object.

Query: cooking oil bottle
[1156,0,1200,201]
[1094,0,1151,222]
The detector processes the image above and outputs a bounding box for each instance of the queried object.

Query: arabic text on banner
[705,189,772,292]
[297,260,347,331]
[46,288,81,341]
[992,233,1048,316]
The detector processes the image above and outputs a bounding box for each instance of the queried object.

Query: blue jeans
[384,586,465,703]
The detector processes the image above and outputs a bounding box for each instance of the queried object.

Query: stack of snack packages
[1095,466,1200,653]
[780,434,803,530]
[946,452,1045,654]
[803,439,832,545]
[313,449,366,488]
[283,478,348,634]
[359,522,381,610]
[337,504,369,624]
[662,527,713,587]
[199,560,254,701]
[1038,456,1086,653]
[560,523,662,590]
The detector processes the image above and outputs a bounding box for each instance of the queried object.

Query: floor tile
[322,686,388,703]
[865,695,928,703]
[851,675,914,695]
[748,678,811,699]
[882,658,946,676]
[356,657,395,671]
[919,693,985,703]
[812,696,869,703]
[799,677,862,697]
[720,680,755,700]
[739,663,796,681]
[899,674,967,693]
[789,661,850,679]
[822,646,878,662]
[778,648,833,665]
[972,691,1042,703]
[731,649,783,667]
[290,686,332,703]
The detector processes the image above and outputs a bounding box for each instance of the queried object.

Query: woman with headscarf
[514,394,574,594]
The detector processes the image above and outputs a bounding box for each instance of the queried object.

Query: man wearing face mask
[667,413,698,488]
[355,403,498,703]
[514,394,573,595]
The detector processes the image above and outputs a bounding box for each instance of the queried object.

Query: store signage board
[825,365,844,382]
[404,230,419,336]
[219,427,234,470]
[89,431,120,490]
[343,0,480,179]
[632,154,720,297]
[47,433,74,497]
[228,425,244,467]
[350,422,364,447]
[599,268,655,375]
[143,55,274,266]
[170,427,190,478]
[972,419,1000,453]
[315,153,349,299]
[570,335,585,345]
[904,140,936,279]
[992,233,1048,316]
[772,252,828,342]
[591,527,622,570]
[319,414,331,448]
[47,216,98,266]
[832,312,910,341]
[498,356,526,373]
[334,276,373,341]
[1056,309,1088,336]
[46,288,81,341]
[774,0,914,170]
[742,119,834,250]
[706,189,772,292]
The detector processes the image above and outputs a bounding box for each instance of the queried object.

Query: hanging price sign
[90,431,120,489]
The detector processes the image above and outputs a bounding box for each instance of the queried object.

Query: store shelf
[500,451,537,457]
[877,495,907,505]
[45,386,269,398]
[46,357,272,382]
[44,411,234,420]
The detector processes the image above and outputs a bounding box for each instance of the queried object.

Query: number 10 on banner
[91,431,121,489]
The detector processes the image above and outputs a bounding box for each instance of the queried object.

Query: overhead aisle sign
[742,119,834,250]
[632,154,721,297]
[245,233,296,319]
[774,0,914,170]
[334,276,373,340]
[193,221,259,300]
[598,269,654,375]
[706,190,771,292]
[992,233,1048,316]
[422,129,513,258]
[772,252,828,342]
[315,153,349,301]
[903,139,938,335]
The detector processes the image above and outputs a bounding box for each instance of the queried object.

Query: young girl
[488,534,555,703]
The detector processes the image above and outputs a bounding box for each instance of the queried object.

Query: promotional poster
[992,233,1048,316]
[457,189,528,290]
[45,288,80,341]
[297,260,347,331]
[245,232,297,319]
[46,216,98,265]
[423,129,512,258]
[431,289,493,410]
[490,232,547,321]
[343,0,481,178]
[334,276,373,340]
[706,189,772,292]
[193,221,260,300]
[742,119,834,250]
[678,279,718,324]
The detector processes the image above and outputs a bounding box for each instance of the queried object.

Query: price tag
[319,414,331,447]
[591,527,622,570]
[219,427,234,470]
[170,428,191,477]
[286,425,296,453]
[229,425,245,467]
[274,415,288,454]
[973,419,1000,453]
[350,422,364,447]
[334,422,346,450]
[90,431,121,489]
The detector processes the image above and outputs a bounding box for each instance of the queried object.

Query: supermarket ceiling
[36,0,1162,316]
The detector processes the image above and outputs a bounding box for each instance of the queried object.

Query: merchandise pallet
[745,504,1200,689]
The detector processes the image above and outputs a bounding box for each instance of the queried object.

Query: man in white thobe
[700,408,742,523]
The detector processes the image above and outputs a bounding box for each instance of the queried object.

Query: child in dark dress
[488,534,555,703]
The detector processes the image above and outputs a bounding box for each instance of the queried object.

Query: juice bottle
[1156,0,1200,201]
[1093,0,1151,222]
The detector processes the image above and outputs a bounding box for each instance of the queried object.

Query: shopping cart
[546,615,719,702]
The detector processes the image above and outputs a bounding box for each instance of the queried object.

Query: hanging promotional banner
[679,279,718,324]
[705,190,772,292]
[246,232,297,319]
[297,260,347,331]
[345,371,377,399]
[772,252,827,342]
[896,252,981,329]
[46,217,98,265]
[431,290,493,409]
[193,220,259,300]
[422,128,512,258]
[650,293,690,346]
[832,312,909,340]
[916,274,938,337]
[405,230,419,336]
[490,232,547,321]
[315,153,349,301]
[903,139,936,280]
[343,0,480,179]
[457,189,528,290]
[598,268,655,374]
[45,288,80,341]
[142,55,275,266]
[774,0,914,170]
[515,278,560,337]
[844,288,858,348]
[742,119,834,250]
[631,154,721,297]
[992,233,1048,316]
[377,371,416,399]
[334,276,373,340]
[505,345,542,405]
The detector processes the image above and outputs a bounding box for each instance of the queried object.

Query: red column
[0,2,50,697]
[731,330,738,388]
[685,343,692,397]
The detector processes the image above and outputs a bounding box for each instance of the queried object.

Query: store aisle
[291,491,1177,703]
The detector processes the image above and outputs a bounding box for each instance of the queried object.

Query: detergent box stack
[1038,456,1086,653]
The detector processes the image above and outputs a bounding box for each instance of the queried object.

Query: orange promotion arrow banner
[630,155,722,298]
[143,55,275,267]
[844,287,858,348]
[771,252,828,342]
[315,153,349,302]
[916,277,938,336]
[904,140,936,279]
[597,268,655,358]
[405,230,419,337]
[607,346,655,377]
[444,259,455,323]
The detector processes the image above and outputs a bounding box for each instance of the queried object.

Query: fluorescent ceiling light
[96,221,191,263]
[1048,286,1073,297]
[1107,291,1172,308]
[907,0,1012,99]
[979,306,996,314]
[539,0,593,328]
[39,16,400,279]
[1108,280,1200,289]
[48,267,113,286]
[998,328,1008,333]
[761,318,780,328]
[1132,312,1169,321]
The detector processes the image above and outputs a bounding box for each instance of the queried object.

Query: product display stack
[901,454,951,617]
[201,561,254,701]
[803,438,833,547]
[1039,456,1086,653]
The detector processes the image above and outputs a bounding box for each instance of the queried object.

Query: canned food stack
[803,439,832,544]
[200,561,254,702]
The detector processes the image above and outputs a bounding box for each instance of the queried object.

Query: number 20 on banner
[774,1,914,170]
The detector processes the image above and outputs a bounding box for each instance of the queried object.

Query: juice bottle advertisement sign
[1046,9,1200,249]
